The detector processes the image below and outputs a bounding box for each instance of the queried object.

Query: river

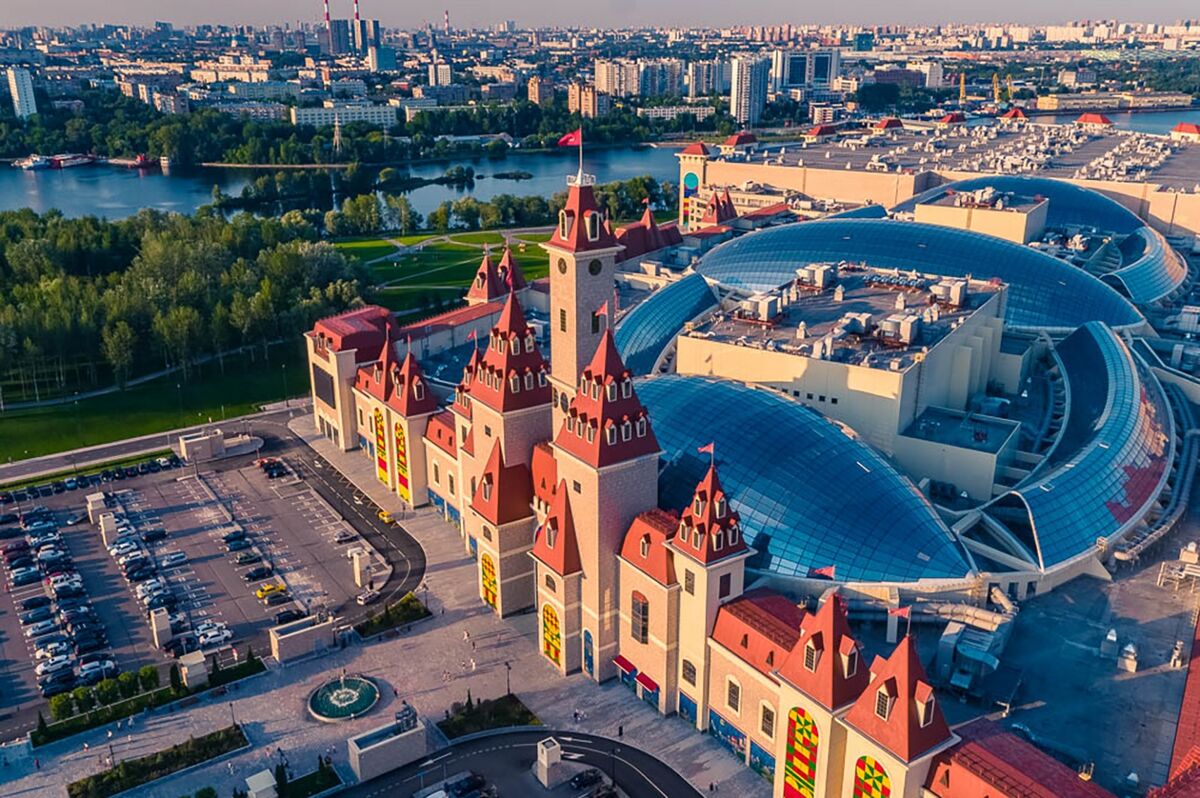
[0,145,682,220]
[0,107,1196,220]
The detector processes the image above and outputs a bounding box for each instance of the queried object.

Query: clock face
[588,259,603,276]
[683,171,700,197]
[557,258,568,274]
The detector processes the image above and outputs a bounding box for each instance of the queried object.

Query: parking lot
[1,452,373,721]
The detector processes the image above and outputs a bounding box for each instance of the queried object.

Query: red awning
[636,672,659,692]
[613,655,636,674]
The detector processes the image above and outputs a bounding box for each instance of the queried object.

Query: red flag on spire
[594,301,609,319]
[807,565,836,580]
[888,606,911,619]
[467,329,477,342]
[558,128,583,147]
[697,442,715,456]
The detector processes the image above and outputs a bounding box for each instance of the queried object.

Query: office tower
[730,55,769,125]
[6,67,37,118]
[328,19,351,54]
[367,45,397,72]
[428,62,452,86]
[769,49,808,91]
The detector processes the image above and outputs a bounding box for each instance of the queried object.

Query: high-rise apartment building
[730,55,769,125]
[637,59,685,98]
[527,75,553,106]
[6,67,36,118]
[769,48,840,91]
[327,19,352,55]
[367,46,397,73]
[687,60,729,99]
[594,59,640,97]
[568,83,609,119]
[428,62,453,86]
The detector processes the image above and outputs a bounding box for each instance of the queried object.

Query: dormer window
[585,424,595,443]
[843,648,859,678]
[714,530,724,550]
[558,210,572,239]
[524,372,534,390]
[917,695,936,728]
[509,374,520,392]
[481,480,493,501]
[640,535,650,558]
[621,378,632,398]
[538,371,547,387]
[413,381,425,401]
[546,523,557,548]
[874,689,893,721]
[715,497,726,518]
[525,333,535,351]
[591,381,600,400]
[605,426,616,445]
[692,528,702,548]
[729,527,739,546]
[475,273,485,287]
[579,374,588,391]
[693,497,704,515]
[636,417,647,437]
[567,417,576,434]
[804,641,821,672]
[606,383,617,401]
[585,211,600,241]
[497,338,506,355]
[621,421,631,441]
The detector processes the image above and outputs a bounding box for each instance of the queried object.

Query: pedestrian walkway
[0,414,770,798]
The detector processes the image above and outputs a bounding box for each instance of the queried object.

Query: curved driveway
[339,728,704,798]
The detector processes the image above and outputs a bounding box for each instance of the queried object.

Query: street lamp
[504,661,512,696]
[229,701,237,728]
[281,363,289,410]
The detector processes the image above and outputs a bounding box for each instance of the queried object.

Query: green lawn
[0,342,308,461]
[449,231,508,246]
[437,693,540,740]
[334,237,401,263]
[512,231,552,244]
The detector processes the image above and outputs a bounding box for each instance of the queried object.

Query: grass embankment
[66,724,247,798]
[279,761,342,798]
[353,592,431,638]
[437,693,540,740]
[0,450,171,491]
[0,342,307,461]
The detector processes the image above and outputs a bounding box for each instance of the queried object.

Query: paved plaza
[0,414,771,798]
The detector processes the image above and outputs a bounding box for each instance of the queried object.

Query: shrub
[117,671,139,698]
[169,664,182,693]
[72,687,95,713]
[49,694,74,722]
[138,665,160,692]
[95,678,121,705]
[194,788,218,798]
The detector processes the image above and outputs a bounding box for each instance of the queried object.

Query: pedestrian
[471,640,476,651]
[83,742,89,752]
[470,658,476,671]
[709,783,714,793]
[393,688,399,698]
[34,758,39,770]
[463,630,470,642]
[618,725,623,738]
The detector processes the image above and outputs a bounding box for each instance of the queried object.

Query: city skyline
[2,1,1200,29]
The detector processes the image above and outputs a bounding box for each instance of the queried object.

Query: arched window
[558,210,571,239]
[636,417,647,437]
[524,372,535,390]
[605,383,617,401]
[630,591,649,643]
[726,678,741,713]
[621,420,632,441]
[621,378,632,398]
[605,426,616,445]
[681,659,697,685]
[585,211,600,241]
[413,381,425,401]
[639,535,650,558]
[545,574,556,591]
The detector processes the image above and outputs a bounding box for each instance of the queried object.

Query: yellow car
[255,582,286,600]
[377,510,394,524]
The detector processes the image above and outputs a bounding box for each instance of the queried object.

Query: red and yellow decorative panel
[480,553,498,609]
[853,755,891,798]
[542,604,562,666]
[373,408,388,485]
[782,707,819,798]
[394,422,411,504]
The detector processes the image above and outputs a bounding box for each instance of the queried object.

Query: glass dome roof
[638,374,973,584]
[615,273,717,376]
[694,218,1143,332]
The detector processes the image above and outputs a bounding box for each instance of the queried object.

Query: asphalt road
[338,729,703,798]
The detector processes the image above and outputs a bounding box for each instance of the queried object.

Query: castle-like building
[306,176,1116,798]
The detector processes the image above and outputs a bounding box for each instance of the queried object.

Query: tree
[117,670,140,698]
[193,788,218,798]
[101,320,136,388]
[138,664,160,692]
[48,693,74,721]
[152,305,204,378]
[427,202,452,233]
[36,711,47,735]
[95,677,121,705]
[169,664,183,693]
[72,686,95,713]
[274,762,289,790]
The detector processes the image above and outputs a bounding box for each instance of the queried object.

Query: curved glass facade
[988,322,1173,569]
[895,176,1186,304]
[695,218,1143,331]
[638,375,972,583]
[615,274,718,376]
[826,204,889,220]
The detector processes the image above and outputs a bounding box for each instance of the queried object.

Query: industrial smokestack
[444,9,450,34]
[323,0,331,25]
[353,0,360,21]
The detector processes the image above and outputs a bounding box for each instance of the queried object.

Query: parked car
[159,551,187,568]
[448,774,487,797]
[222,529,247,543]
[24,619,60,638]
[10,567,41,587]
[53,582,86,598]
[355,589,381,606]
[145,594,178,611]
[569,769,603,790]
[126,567,157,584]
[135,578,166,599]
[35,655,74,677]
[254,582,286,600]
[78,650,115,666]
[19,607,54,625]
[141,528,167,543]
[243,565,273,582]
[225,538,252,552]
[263,591,290,607]
[77,660,118,683]
[273,609,306,625]
[6,556,34,570]
[20,594,52,611]
[194,620,226,637]
[233,551,262,565]
[35,641,72,660]
[73,636,108,656]
[108,540,141,557]
[198,628,233,648]
[162,634,199,658]
[40,674,76,698]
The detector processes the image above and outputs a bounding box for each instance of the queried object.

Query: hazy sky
[1,0,1197,30]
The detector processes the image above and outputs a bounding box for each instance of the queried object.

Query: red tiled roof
[700,189,737,226]
[807,124,839,136]
[723,131,758,146]
[742,202,792,220]
[620,509,679,587]
[497,247,527,291]
[531,441,557,507]
[685,224,732,239]
[938,111,966,124]
[680,141,711,156]
[711,588,806,678]
[467,293,552,414]
[399,300,504,336]
[1076,112,1113,125]
[1152,753,1200,798]
[390,350,440,416]
[777,592,869,711]
[876,117,904,129]
[673,464,747,565]
[1174,122,1200,135]
[547,180,620,254]
[470,441,533,526]
[452,346,480,420]
[531,479,582,576]
[1000,107,1028,119]
[466,251,507,303]
[424,409,457,458]
[615,206,683,262]
[554,330,659,468]
[313,305,393,355]
[927,719,1114,798]
[1170,612,1200,779]
[844,636,953,762]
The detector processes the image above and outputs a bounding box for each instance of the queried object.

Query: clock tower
[541,174,624,431]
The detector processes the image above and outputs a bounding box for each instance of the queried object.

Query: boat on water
[49,153,98,169]
[12,154,51,170]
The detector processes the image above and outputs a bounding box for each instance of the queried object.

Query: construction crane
[959,73,967,106]
[993,73,1001,103]
[1006,75,1015,102]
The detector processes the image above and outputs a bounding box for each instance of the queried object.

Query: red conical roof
[844,636,953,762]
[554,330,658,468]
[452,344,480,419]
[531,479,582,576]
[469,292,551,413]
[547,181,620,254]
[467,250,507,303]
[777,592,869,710]
[471,441,533,526]
[497,247,527,292]
[620,509,679,586]
[674,464,747,565]
[388,349,440,417]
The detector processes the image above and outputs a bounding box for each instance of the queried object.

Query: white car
[198,628,233,648]
[48,573,82,588]
[159,552,187,568]
[135,578,166,599]
[35,655,73,676]
[117,549,148,566]
[108,540,140,557]
[194,619,226,637]
[77,660,117,679]
[35,641,71,660]
[25,620,60,638]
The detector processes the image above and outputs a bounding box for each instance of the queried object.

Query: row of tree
[0,207,367,396]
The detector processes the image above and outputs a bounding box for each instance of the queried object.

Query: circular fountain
[307,674,380,722]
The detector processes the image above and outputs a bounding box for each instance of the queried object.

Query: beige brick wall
[617,558,680,714]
